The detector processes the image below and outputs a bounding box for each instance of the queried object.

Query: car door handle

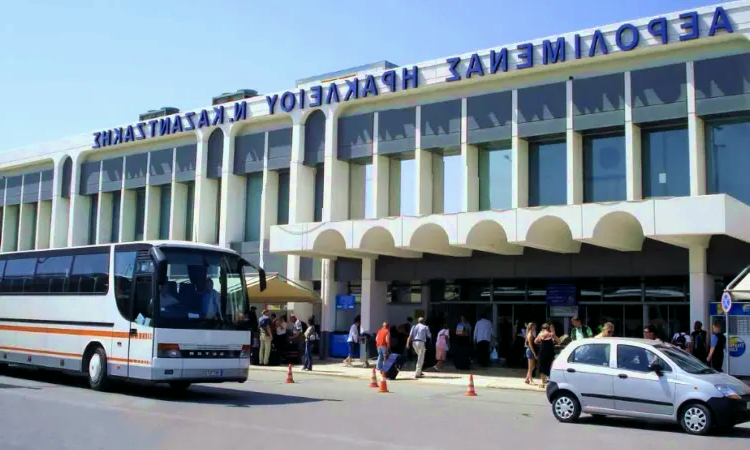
[566,368,576,373]
[129,328,137,337]
[618,374,628,379]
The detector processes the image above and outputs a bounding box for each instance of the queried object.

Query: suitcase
[382,353,404,380]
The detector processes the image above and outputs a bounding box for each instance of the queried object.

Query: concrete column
[388,159,401,216]
[566,79,583,204]
[68,156,94,247]
[119,189,136,242]
[461,143,479,213]
[432,154,444,214]
[624,71,643,201]
[322,106,348,222]
[194,130,219,244]
[348,163,365,220]
[259,170,279,267]
[1,206,19,252]
[689,246,714,330]
[511,89,529,208]
[18,203,35,251]
[144,185,160,240]
[686,61,707,196]
[96,192,113,244]
[360,258,387,335]
[287,114,315,311]
[371,112,389,219]
[36,200,52,249]
[219,124,244,248]
[170,182,187,240]
[50,157,70,249]
[415,149,433,215]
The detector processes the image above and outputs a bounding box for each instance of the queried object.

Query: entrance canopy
[726,265,750,300]
[246,272,320,305]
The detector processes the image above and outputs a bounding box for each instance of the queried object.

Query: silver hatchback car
[546,337,750,435]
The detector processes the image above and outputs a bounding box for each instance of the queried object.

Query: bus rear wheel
[169,381,191,392]
[86,347,111,392]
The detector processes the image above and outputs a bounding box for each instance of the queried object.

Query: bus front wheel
[86,347,111,392]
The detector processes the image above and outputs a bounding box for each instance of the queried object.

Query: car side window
[617,345,672,373]
[567,344,611,367]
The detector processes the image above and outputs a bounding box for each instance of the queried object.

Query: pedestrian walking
[707,320,727,372]
[524,322,538,385]
[344,316,361,367]
[406,317,432,378]
[535,322,559,388]
[691,321,708,362]
[375,321,390,371]
[302,317,318,371]
[433,323,450,371]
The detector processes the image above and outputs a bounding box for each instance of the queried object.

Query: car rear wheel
[552,392,581,423]
[680,403,713,436]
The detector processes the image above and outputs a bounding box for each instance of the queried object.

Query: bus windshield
[155,248,250,330]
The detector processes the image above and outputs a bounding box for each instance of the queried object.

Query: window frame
[615,343,673,373]
[567,342,612,368]
[0,246,111,296]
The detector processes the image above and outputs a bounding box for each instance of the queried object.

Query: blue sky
[0,0,716,152]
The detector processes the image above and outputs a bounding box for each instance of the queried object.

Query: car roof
[565,337,671,350]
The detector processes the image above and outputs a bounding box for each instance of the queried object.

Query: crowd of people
[252,307,319,369]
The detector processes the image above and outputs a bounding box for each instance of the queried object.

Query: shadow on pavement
[579,415,750,438]
[0,365,339,407]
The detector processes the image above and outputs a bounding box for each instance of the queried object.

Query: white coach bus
[0,241,266,391]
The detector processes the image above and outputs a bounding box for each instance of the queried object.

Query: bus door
[127,259,155,380]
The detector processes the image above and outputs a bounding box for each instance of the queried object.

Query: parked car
[546,337,750,435]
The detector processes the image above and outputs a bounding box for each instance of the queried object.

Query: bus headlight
[240,345,251,358]
[157,344,182,358]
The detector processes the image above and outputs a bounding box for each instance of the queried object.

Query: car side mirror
[648,362,663,375]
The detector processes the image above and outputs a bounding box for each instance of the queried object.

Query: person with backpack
[670,326,692,353]
[691,321,708,363]
[570,316,592,341]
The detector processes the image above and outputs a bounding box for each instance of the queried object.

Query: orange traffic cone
[369,367,379,388]
[378,370,390,393]
[466,374,477,397]
[285,364,295,384]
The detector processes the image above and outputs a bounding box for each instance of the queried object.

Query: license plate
[206,370,223,377]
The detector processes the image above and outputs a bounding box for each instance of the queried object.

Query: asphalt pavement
[0,366,748,450]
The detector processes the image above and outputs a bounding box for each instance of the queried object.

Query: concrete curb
[248,366,545,393]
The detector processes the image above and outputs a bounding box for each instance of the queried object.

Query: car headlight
[714,384,742,399]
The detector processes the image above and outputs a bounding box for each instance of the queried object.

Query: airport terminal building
[2,2,750,352]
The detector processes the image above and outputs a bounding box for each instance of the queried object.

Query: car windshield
[655,345,714,374]
[155,249,251,331]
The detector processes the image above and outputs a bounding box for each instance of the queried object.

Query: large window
[478,146,512,210]
[29,203,38,247]
[642,126,690,198]
[0,249,110,295]
[111,191,121,243]
[277,170,290,225]
[442,153,463,214]
[244,173,263,242]
[185,182,195,241]
[348,163,374,220]
[706,118,750,205]
[528,139,567,206]
[158,186,171,240]
[314,167,324,222]
[134,189,146,241]
[583,133,626,203]
[88,194,99,245]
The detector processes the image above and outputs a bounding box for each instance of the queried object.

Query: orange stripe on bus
[1,346,151,366]
[0,324,151,340]
[0,346,81,359]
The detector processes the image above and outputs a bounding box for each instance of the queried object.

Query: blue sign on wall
[546,284,577,306]
[336,295,356,310]
[710,302,750,316]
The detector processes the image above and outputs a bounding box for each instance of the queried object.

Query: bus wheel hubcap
[89,354,102,382]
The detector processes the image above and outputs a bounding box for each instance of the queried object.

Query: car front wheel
[552,392,581,423]
[680,403,713,436]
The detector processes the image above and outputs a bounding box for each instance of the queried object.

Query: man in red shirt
[375,321,391,371]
